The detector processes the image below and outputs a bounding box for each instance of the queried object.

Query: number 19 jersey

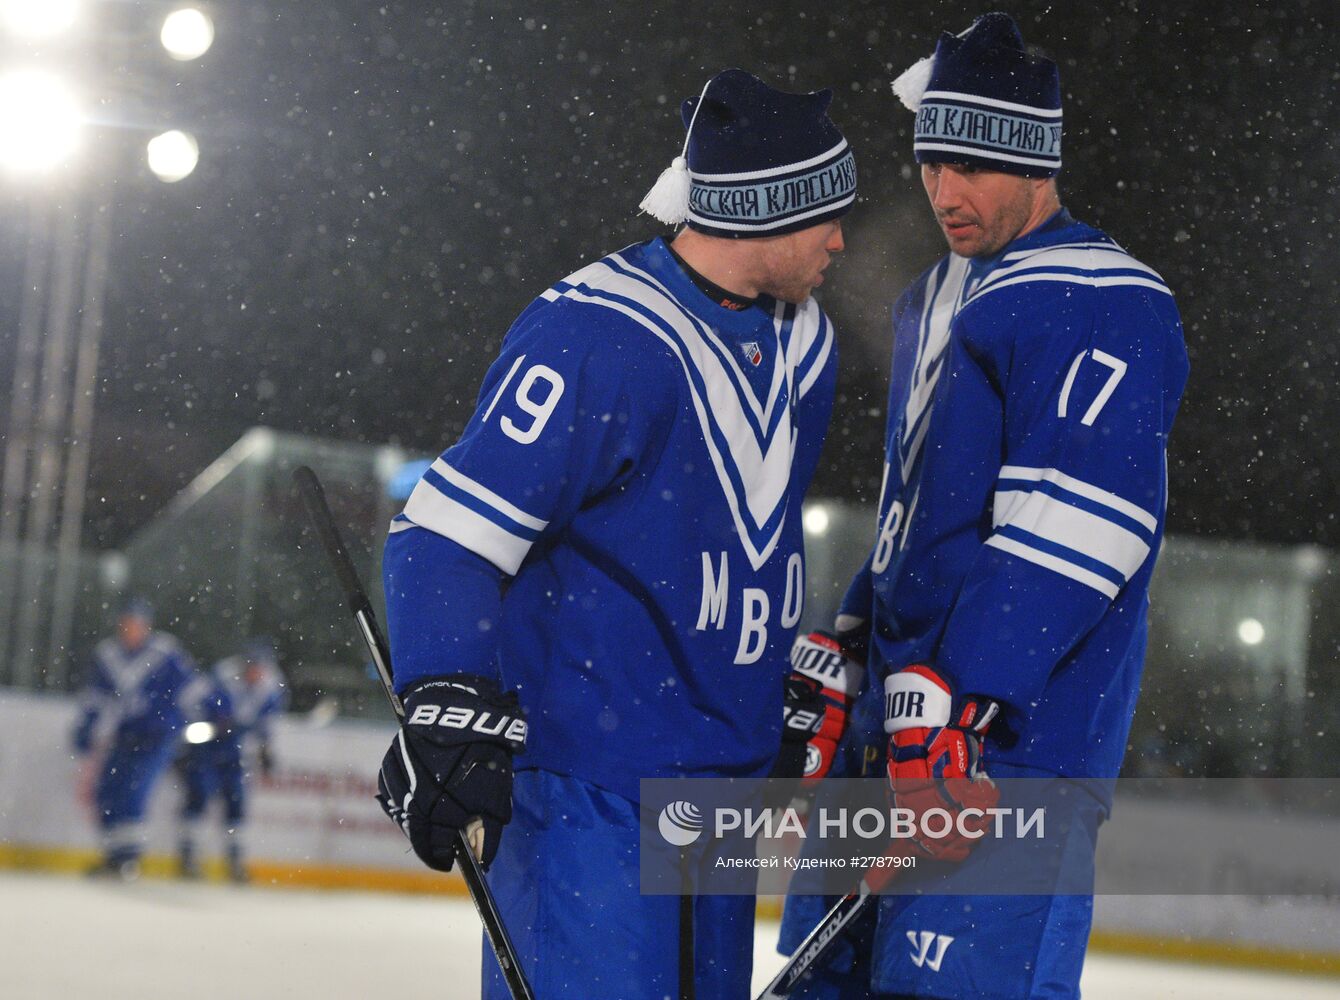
[387,237,837,801]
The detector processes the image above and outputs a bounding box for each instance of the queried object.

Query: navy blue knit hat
[120,596,154,623]
[892,12,1061,177]
[243,637,277,665]
[639,68,856,238]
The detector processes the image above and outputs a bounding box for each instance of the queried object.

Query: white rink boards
[0,871,1336,999]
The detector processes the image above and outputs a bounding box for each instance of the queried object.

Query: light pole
[0,2,214,688]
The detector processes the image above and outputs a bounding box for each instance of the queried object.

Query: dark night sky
[1,0,1336,551]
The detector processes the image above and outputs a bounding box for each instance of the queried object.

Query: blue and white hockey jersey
[190,656,288,747]
[384,237,837,801]
[74,633,197,748]
[841,210,1188,782]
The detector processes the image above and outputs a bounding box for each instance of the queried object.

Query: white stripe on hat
[920,89,1062,118]
[914,141,1059,169]
[690,138,851,183]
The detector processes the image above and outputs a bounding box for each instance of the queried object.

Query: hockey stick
[292,465,536,1000]
[757,837,919,1000]
[755,878,874,999]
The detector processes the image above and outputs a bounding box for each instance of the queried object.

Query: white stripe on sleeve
[432,459,548,532]
[985,535,1120,599]
[998,466,1158,533]
[993,489,1151,581]
[402,478,533,575]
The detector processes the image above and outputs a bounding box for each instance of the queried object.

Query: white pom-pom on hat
[638,155,691,225]
[891,55,935,112]
[639,76,715,226]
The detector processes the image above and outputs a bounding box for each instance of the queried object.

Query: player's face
[756,219,845,304]
[922,162,1038,258]
[117,614,150,651]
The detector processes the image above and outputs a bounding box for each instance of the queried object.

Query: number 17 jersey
[843,210,1188,785]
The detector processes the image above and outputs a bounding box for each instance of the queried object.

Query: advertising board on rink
[0,690,442,890]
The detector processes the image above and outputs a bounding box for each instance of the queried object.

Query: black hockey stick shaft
[292,465,536,1000]
[755,880,874,1000]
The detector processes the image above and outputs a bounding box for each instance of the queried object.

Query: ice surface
[0,871,1336,999]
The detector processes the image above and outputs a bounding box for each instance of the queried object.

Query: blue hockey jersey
[74,633,197,747]
[384,237,838,801]
[841,210,1188,782]
[189,656,288,747]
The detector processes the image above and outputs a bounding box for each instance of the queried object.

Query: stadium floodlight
[803,504,831,536]
[0,0,78,39]
[0,69,81,174]
[160,7,213,60]
[184,722,216,744]
[1237,617,1265,647]
[146,129,198,182]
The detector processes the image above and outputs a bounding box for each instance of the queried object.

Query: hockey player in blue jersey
[177,639,288,882]
[72,598,198,879]
[375,68,858,997]
[778,14,1189,999]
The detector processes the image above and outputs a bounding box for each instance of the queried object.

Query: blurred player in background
[376,68,856,997]
[72,597,198,879]
[177,638,288,882]
[779,13,1189,999]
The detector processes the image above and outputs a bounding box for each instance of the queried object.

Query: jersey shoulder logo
[741,341,763,366]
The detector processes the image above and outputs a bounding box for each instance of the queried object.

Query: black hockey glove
[257,741,275,777]
[769,627,867,785]
[770,673,829,784]
[376,675,527,872]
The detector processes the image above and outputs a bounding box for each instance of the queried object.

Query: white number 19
[482,355,566,445]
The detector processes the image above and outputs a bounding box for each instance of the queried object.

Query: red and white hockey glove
[884,664,1000,862]
[778,629,865,788]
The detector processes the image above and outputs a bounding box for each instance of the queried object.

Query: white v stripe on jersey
[550,259,829,570]
[975,248,1165,294]
[97,638,173,702]
[1002,240,1124,262]
[793,303,833,401]
[965,271,1172,307]
[899,255,970,482]
[559,283,792,570]
[606,252,793,430]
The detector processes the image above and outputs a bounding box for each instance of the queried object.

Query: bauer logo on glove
[376,674,527,872]
[406,698,528,743]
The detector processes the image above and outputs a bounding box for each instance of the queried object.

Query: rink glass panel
[3,427,1337,776]
[43,428,406,716]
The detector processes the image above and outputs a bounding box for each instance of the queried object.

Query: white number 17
[1058,349,1126,427]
